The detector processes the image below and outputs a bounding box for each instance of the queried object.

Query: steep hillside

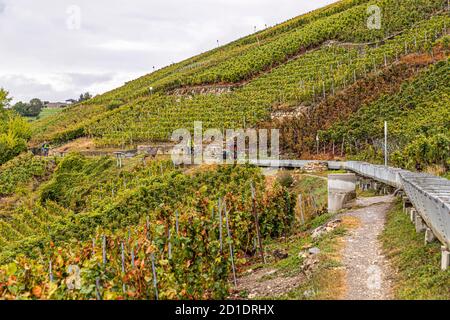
[0,154,295,299]
[1,0,449,301]
[270,46,449,166]
[30,0,449,152]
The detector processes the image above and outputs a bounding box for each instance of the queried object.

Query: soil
[340,195,395,300]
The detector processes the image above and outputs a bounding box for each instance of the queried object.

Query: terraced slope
[0,153,295,299]
[31,0,449,149]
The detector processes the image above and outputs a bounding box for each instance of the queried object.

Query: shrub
[277,171,294,188]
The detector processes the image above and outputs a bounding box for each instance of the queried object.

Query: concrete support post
[441,247,450,271]
[402,196,412,213]
[328,174,356,213]
[424,228,436,244]
[414,214,426,233]
[405,207,412,216]
[410,208,416,223]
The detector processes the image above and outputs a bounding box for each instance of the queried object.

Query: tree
[12,101,28,116]
[28,98,44,116]
[0,88,12,109]
[78,92,92,102]
[0,90,31,164]
[12,98,43,117]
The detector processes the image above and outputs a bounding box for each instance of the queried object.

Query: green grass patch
[380,201,450,300]
[27,108,64,121]
[356,188,379,198]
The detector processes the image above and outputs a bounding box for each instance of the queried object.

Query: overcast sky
[0,0,338,103]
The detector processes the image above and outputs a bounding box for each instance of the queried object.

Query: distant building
[45,102,68,109]
[65,99,77,104]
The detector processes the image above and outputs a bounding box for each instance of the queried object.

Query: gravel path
[341,195,395,300]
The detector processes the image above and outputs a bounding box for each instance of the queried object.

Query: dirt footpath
[341,195,395,300]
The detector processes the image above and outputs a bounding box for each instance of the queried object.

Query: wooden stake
[95,278,102,300]
[224,201,237,288]
[251,182,266,264]
[168,229,172,260]
[218,198,223,252]
[102,235,107,266]
[298,194,305,225]
[121,242,126,293]
[49,260,53,282]
[121,242,125,274]
[175,210,179,234]
[131,244,135,269]
[151,253,159,300]
[311,195,319,214]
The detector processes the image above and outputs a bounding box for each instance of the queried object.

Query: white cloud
[94,40,192,53]
[0,0,338,103]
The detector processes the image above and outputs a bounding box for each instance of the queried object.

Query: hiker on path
[42,142,50,157]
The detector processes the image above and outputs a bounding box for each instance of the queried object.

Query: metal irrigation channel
[251,159,450,249]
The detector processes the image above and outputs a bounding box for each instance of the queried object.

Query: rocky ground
[232,195,396,300]
[341,195,395,300]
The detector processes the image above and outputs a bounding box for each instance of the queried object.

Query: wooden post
[311,195,319,214]
[121,242,126,293]
[151,253,159,300]
[121,242,125,274]
[131,244,135,269]
[168,229,172,260]
[251,182,266,264]
[218,198,223,252]
[224,201,237,288]
[102,235,107,266]
[298,194,305,225]
[49,260,53,282]
[312,85,316,103]
[95,278,102,300]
